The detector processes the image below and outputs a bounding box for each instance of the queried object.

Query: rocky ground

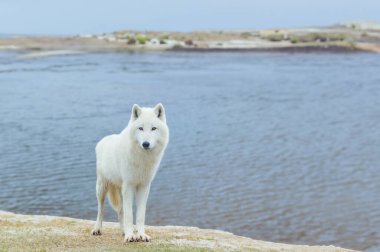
[0,211,358,252]
[1,21,380,55]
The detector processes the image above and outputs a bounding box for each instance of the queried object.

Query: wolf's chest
[124,155,158,184]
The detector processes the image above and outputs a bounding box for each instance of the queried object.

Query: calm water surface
[0,51,379,251]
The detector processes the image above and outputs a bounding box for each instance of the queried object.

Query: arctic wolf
[91,103,169,242]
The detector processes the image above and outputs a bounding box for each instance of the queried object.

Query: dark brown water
[0,51,379,251]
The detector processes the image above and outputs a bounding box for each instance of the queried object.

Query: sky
[1,0,380,35]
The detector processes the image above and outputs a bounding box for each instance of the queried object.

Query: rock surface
[0,211,357,252]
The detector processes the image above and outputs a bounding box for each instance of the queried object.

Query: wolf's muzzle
[142,141,150,150]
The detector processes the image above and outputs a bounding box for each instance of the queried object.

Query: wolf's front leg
[135,184,151,242]
[122,183,136,242]
[92,177,107,235]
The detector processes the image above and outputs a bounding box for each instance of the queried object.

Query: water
[0,51,379,251]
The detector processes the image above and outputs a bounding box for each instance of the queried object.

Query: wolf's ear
[131,104,141,120]
[154,103,166,122]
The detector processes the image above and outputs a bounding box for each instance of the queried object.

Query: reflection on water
[0,51,379,251]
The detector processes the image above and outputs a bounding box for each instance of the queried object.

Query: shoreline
[170,45,365,53]
[1,22,380,56]
[0,210,357,252]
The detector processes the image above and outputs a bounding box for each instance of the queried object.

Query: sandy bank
[0,211,357,252]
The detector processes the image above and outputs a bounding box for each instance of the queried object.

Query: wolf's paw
[91,228,102,236]
[124,233,138,242]
[136,233,151,242]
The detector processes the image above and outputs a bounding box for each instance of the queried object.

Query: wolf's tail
[107,183,122,210]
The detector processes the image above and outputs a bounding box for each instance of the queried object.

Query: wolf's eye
[138,127,143,131]
[152,127,157,131]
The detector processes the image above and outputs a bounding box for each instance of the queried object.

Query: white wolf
[91,103,169,242]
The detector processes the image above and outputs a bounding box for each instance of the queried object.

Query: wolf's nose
[142,141,150,149]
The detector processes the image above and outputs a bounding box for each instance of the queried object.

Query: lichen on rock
[0,211,357,252]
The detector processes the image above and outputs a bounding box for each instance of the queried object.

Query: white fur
[91,103,169,242]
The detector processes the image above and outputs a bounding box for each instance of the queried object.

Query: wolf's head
[128,103,169,151]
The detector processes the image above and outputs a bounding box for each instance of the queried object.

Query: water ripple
[0,52,379,251]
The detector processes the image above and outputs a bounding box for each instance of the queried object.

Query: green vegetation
[298,33,346,43]
[172,44,184,49]
[266,34,285,42]
[240,32,252,38]
[266,32,346,43]
[136,36,149,45]
[290,36,299,44]
[327,33,346,41]
[159,34,170,40]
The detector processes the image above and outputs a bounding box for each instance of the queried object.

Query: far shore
[1,21,380,56]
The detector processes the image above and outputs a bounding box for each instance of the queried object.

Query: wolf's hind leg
[117,204,124,235]
[107,184,124,235]
[92,176,107,235]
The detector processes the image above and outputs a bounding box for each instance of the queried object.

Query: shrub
[127,38,136,45]
[298,33,319,43]
[290,36,299,44]
[172,44,184,49]
[240,32,252,38]
[136,36,148,45]
[266,34,284,42]
[159,34,170,40]
[291,33,346,43]
[327,33,346,41]
[185,40,193,46]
